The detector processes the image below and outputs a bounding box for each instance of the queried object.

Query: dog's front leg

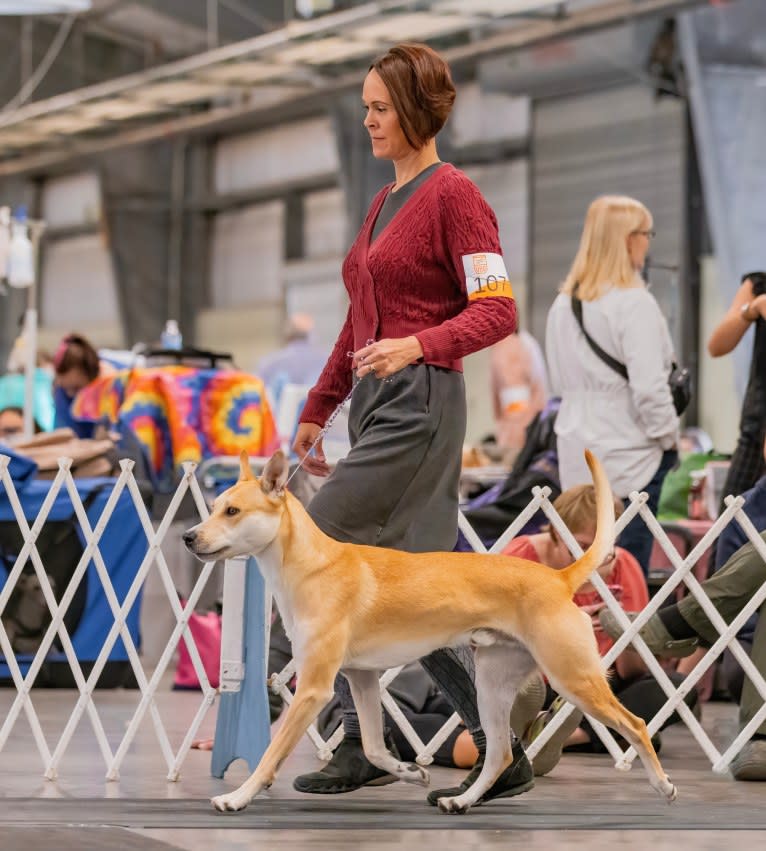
[343,668,429,787]
[211,657,338,813]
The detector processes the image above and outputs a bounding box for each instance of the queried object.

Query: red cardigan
[301,163,517,426]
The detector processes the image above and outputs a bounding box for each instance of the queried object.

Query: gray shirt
[371,162,444,244]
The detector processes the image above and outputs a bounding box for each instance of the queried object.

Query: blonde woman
[545,195,680,576]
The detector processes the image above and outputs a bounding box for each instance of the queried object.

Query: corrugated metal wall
[530,85,686,349]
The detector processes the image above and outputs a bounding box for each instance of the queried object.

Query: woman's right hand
[292,422,331,477]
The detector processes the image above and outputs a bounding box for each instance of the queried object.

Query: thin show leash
[284,339,391,488]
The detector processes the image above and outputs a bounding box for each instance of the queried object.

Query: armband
[462,253,514,302]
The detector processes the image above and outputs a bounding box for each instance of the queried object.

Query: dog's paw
[651,776,677,804]
[211,792,249,812]
[402,763,430,787]
[436,795,470,815]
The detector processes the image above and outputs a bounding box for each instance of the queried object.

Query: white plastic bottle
[0,207,11,281]
[7,208,35,289]
[161,319,183,350]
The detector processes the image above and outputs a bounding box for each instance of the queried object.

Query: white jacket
[546,286,679,498]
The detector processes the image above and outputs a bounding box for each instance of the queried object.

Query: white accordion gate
[0,451,765,781]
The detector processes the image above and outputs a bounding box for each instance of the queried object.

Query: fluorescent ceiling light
[351,12,474,43]
[194,61,286,85]
[295,0,335,18]
[434,0,562,14]
[0,1,92,12]
[0,129,46,149]
[77,99,167,121]
[132,80,226,106]
[25,113,102,134]
[276,36,380,65]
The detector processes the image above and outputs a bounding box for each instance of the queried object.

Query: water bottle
[0,207,11,280]
[7,206,35,289]
[688,469,708,521]
[161,319,183,350]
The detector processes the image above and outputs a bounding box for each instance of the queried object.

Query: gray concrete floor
[0,684,763,850]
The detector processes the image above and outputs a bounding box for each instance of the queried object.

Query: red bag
[173,609,221,690]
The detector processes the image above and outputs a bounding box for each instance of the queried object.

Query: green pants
[678,531,766,735]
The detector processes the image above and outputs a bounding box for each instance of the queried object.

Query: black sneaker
[292,735,399,794]
[268,690,284,723]
[426,738,534,806]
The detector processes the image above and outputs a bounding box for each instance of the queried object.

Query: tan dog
[184,449,677,814]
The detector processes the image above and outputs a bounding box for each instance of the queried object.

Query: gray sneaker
[510,672,547,740]
[598,609,700,658]
[525,695,584,777]
[730,740,766,781]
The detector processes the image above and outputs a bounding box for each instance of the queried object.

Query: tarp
[0,370,56,432]
[0,443,37,487]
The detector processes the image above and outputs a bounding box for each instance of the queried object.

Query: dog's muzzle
[182,529,198,550]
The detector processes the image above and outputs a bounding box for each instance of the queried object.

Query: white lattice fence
[1,450,765,781]
[0,454,219,781]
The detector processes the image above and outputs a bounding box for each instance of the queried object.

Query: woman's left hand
[354,336,423,379]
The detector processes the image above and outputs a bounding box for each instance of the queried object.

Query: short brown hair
[53,333,100,381]
[370,43,456,149]
[548,484,623,543]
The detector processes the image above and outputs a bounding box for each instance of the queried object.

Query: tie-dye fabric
[72,366,279,490]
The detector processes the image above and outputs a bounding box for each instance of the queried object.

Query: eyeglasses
[633,229,656,239]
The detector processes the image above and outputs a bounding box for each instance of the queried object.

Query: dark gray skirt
[307,364,466,553]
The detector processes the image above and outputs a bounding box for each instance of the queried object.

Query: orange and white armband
[462,252,514,302]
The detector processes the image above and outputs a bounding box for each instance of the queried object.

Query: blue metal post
[211,557,270,777]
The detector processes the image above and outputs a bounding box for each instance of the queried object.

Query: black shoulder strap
[571,285,629,381]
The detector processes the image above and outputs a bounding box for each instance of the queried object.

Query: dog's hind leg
[211,651,340,812]
[531,614,677,803]
[343,668,430,787]
[437,639,538,815]
[557,675,676,803]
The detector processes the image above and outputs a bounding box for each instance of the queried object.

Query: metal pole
[207,0,219,50]
[22,292,36,440]
[22,221,44,440]
[20,18,34,89]
[167,140,186,329]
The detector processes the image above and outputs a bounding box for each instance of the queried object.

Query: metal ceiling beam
[0,0,417,128]
[0,0,709,177]
[75,0,278,54]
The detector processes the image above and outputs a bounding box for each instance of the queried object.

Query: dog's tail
[560,450,616,596]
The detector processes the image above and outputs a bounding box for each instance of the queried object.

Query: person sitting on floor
[0,406,42,444]
[503,483,699,775]
[712,436,766,703]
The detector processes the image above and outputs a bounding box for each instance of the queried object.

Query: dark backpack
[461,400,561,547]
[0,487,105,655]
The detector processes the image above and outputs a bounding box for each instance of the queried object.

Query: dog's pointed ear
[239,450,254,482]
[261,450,289,495]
